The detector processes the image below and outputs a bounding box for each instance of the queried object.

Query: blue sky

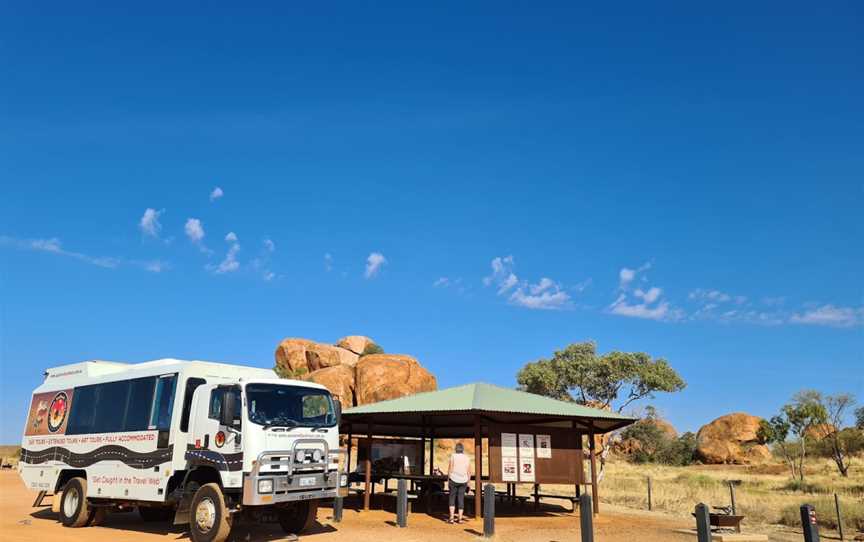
[1,2,862,443]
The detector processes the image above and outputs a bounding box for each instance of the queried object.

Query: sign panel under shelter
[488,424,583,485]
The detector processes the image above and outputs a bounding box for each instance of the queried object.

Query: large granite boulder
[336,335,377,356]
[275,338,359,374]
[354,354,437,405]
[304,364,356,406]
[696,412,771,464]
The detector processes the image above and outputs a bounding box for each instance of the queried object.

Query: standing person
[447,442,471,524]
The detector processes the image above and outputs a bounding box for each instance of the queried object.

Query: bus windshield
[245,383,336,428]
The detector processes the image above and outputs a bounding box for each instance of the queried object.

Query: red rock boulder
[354,354,437,405]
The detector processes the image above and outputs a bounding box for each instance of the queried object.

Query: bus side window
[149,375,177,431]
[180,377,206,432]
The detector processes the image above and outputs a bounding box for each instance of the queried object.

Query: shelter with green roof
[341,382,635,518]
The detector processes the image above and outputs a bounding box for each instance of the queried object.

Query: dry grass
[567,456,864,532]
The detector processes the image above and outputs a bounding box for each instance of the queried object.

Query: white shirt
[449,452,470,484]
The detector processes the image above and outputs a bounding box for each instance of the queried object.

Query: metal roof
[342,382,636,437]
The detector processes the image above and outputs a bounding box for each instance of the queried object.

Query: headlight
[312,450,322,462]
[295,450,306,462]
[258,479,274,494]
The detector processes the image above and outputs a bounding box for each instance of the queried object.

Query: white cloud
[213,236,240,274]
[483,256,574,310]
[324,253,333,272]
[433,277,450,287]
[609,265,680,321]
[510,283,571,310]
[790,305,863,328]
[484,255,518,293]
[209,187,224,202]
[184,218,206,247]
[144,260,168,273]
[263,238,275,253]
[1,235,119,269]
[364,252,387,279]
[609,293,680,321]
[139,208,162,238]
[635,286,662,304]
[689,288,737,303]
[618,262,651,289]
[263,271,275,281]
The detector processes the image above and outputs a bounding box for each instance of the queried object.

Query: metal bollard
[579,493,594,542]
[695,503,711,542]
[333,496,343,522]
[396,479,408,528]
[483,483,495,538]
[801,504,820,542]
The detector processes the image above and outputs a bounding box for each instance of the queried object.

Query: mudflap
[172,490,193,526]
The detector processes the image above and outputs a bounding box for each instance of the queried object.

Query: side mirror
[221,390,236,427]
[334,399,342,425]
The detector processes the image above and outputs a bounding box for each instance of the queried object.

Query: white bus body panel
[19,359,278,502]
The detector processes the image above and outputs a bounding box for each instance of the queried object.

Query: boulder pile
[274,335,437,407]
[695,412,771,464]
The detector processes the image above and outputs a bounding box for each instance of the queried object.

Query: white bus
[19,358,345,542]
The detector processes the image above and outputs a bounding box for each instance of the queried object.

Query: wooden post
[364,426,373,510]
[346,431,353,474]
[474,416,482,518]
[421,416,427,475]
[430,435,435,474]
[572,421,580,512]
[533,483,540,512]
[728,481,736,515]
[647,476,653,511]
[588,429,599,515]
[835,493,844,541]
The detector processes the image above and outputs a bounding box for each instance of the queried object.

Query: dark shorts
[448,480,467,509]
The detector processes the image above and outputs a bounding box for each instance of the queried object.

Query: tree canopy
[516,341,685,413]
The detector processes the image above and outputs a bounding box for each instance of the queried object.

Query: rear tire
[277,500,318,534]
[58,477,92,528]
[188,483,232,542]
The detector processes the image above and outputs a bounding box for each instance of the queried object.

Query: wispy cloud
[249,238,278,280]
[608,264,681,321]
[209,187,224,202]
[790,305,863,328]
[618,262,651,289]
[324,253,334,272]
[210,232,240,274]
[139,208,163,238]
[365,252,387,279]
[433,277,450,287]
[183,218,211,253]
[184,218,205,243]
[1,235,164,272]
[483,255,574,310]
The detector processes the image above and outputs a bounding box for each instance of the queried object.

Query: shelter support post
[364,425,373,511]
[588,428,599,515]
[346,431,352,475]
[474,416,482,518]
[572,421,580,511]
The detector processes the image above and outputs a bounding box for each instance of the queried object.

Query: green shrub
[361,343,384,356]
[620,423,697,466]
[273,365,308,379]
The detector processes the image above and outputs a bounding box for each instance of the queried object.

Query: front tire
[188,483,232,542]
[277,500,318,534]
[59,477,92,528]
